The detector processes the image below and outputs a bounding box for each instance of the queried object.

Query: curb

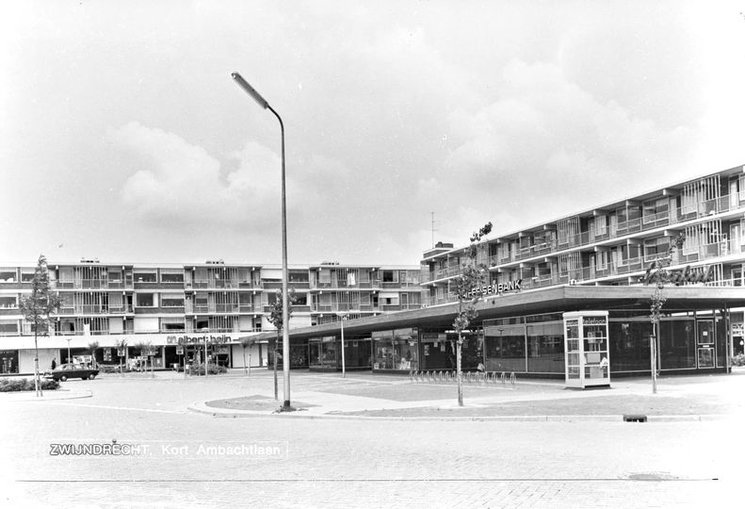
[0,389,93,402]
[186,401,726,422]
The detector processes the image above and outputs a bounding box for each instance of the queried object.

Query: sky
[2,0,745,267]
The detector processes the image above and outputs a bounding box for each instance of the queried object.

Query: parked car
[45,363,100,382]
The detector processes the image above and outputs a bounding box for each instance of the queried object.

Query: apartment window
[319,269,331,284]
[596,251,609,270]
[136,293,155,307]
[643,198,669,222]
[134,272,157,283]
[161,273,184,283]
[0,271,16,283]
[382,271,398,283]
[0,321,18,335]
[289,271,309,283]
[21,272,35,282]
[161,294,185,307]
[0,297,16,309]
[595,216,608,236]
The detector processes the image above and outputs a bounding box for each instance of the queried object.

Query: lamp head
[231,72,269,109]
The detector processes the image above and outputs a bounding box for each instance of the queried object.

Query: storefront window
[419,332,452,370]
[659,319,695,369]
[309,337,337,368]
[609,319,651,372]
[393,328,419,371]
[372,330,394,370]
[0,350,19,374]
[527,321,564,373]
[484,323,525,372]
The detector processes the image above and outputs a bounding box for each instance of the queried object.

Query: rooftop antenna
[431,212,438,248]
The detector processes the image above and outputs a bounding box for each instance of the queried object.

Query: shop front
[308,336,371,372]
[372,328,419,372]
[0,349,19,374]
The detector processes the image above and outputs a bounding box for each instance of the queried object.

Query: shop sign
[583,317,607,325]
[176,346,184,355]
[166,334,231,346]
[466,279,522,299]
[641,263,715,285]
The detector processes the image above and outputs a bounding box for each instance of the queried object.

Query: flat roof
[257,285,745,341]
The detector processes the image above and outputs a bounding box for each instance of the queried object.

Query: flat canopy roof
[253,285,745,342]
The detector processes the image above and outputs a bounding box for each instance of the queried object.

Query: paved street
[0,370,742,508]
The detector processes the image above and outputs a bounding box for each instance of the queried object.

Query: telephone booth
[563,311,610,388]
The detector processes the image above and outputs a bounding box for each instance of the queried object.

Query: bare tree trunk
[457,334,463,407]
[650,324,658,394]
[34,330,42,397]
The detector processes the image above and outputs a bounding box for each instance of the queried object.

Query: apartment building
[255,165,745,379]
[0,261,421,375]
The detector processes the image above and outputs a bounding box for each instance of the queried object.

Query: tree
[451,223,492,406]
[267,289,297,401]
[115,338,128,373]
[87,341,100,368]
[133,341,154,375]
[239,336,254,376]
[19,255,61,397]
[644,233,686,394]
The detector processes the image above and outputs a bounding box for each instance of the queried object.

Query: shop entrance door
[696,320,716,369]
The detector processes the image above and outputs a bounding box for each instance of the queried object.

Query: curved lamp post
[231,72,292,410]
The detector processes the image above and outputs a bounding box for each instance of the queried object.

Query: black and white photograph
[1,1,744,507]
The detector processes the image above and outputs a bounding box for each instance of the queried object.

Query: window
[0,321,19,335]
[136,293,155,307]
[0,271,16,283]
[161,273,184,283]
[21,272,35,282]
[134,272,157,283]
[0,297,16,309]
[382,271,398,283]
[596,251,608,270]
[161,294,184,307]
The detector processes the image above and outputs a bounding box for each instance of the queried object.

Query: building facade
[3,164,745,378]
[267,165,745,378]
[0,261,421,375]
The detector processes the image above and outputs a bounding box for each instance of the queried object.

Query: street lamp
[66,337,72,364]
[231,72,292,411]
[337,312,348,377]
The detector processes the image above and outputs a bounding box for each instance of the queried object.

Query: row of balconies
[425,195,744,283]
[425,236,740,285]
[1,277,421,291]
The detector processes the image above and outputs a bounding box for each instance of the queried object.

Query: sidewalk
[0,388,92,402]
[189,370,745,421]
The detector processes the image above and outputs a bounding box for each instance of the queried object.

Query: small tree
[645,233,686,394]
[451,223,492,407]
[240,336,254,376]
[115,338,128,372]
[19,255,61,397]
[267,289,297,401]
[133,341,154,374]
[87,341,100,368]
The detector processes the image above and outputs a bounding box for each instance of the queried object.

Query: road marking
[42,401,189,415]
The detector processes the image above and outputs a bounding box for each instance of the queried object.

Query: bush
[0,378,60,392]
[187,362,228,376]
[732,353,745,367]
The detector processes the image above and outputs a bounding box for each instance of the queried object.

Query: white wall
[19,348,59,374]
[230,343,264,368]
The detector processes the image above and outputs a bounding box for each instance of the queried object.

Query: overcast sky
[2,1,744,267]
